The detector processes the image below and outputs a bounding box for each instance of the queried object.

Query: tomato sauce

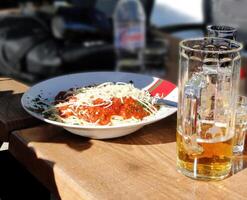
[57,97,149,125]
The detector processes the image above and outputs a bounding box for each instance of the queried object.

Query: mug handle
[183,87,198,137]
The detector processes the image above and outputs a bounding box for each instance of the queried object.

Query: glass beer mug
[177,37,243,180]
[207,25,237,40]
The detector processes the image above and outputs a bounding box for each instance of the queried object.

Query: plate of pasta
[21,72,177,139]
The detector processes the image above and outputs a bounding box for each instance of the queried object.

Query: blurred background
[0,0,246,93]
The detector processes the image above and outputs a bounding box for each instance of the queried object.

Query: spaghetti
[43,82,159,126]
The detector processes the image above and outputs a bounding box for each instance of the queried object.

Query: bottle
[114,0,146,73]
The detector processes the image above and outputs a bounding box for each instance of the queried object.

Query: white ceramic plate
[21,72,177,139]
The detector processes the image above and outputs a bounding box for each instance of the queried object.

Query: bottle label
[115,25,145,50]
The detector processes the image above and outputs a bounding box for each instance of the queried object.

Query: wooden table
[0,77,40,144]
[1,77,247,200]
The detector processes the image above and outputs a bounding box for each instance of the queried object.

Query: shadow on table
[34,137,92,200]
[0,150,50,200]
[0,85,93,199]
[0,91,41,143]
[0,90,15,97]
[24,125,93,152]
[107,113,177,145]
[8,125,93,200]
[0,78,11,82]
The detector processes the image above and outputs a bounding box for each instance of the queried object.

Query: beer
[233,99,247,154]
[233,124,247,153]
[176,122,234,180]
[177,37,242,180]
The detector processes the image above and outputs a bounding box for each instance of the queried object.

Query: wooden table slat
[9,116,247,200]
[0,77,40,142]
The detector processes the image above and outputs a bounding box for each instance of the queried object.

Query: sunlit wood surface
[9,116,247,200]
